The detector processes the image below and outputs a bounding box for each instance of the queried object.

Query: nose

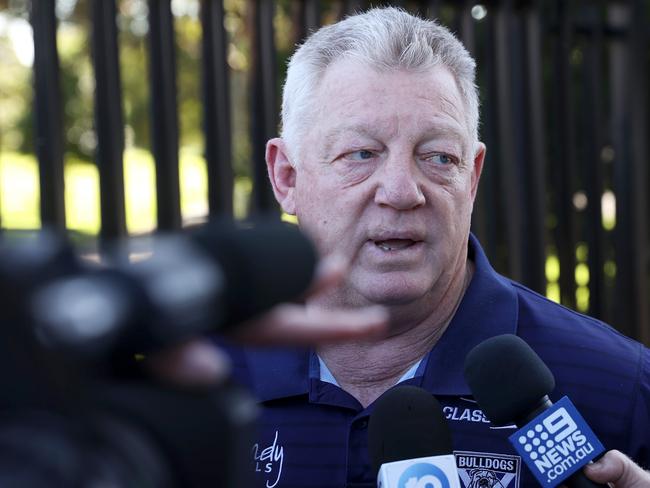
[374,156,425,210]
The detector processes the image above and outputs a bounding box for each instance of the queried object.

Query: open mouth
[374,239,418,251]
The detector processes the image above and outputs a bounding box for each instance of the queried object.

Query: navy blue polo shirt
[224,235,650,488]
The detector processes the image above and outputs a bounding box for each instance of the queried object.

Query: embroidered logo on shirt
[252,430,284,488]
[447,400,517,430]
[455,451,521,488]
[443,405,492,424]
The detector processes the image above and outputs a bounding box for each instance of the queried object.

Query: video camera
[0,221,317,487]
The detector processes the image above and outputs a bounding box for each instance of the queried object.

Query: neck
[317,259,474,408]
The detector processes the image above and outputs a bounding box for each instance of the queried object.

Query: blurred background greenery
[0,0,329,233]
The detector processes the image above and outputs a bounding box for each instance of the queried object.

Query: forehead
[309,59,468,144]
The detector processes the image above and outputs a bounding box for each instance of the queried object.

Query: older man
[230,7,650,488]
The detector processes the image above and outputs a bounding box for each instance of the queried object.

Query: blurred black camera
[0,222,317,487]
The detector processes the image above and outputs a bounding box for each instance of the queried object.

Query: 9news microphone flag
[508,396,604,487]
[464,334,607,488]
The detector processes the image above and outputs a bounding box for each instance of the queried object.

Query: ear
[470,142,486,202]
[266,138,297,215]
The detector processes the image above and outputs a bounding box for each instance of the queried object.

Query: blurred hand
[148,254,388,386]
[233,254,387,345]
[583,450,650,487]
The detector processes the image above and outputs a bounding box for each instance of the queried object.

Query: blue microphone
[368,385,461,488]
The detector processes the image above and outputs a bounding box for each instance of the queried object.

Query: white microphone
[368,385,461,488]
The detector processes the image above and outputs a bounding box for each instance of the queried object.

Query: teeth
[375,239,414,251]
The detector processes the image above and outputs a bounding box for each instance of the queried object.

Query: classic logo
[508,397,604,487]
[454,398,517,430]
[251,430,284,488]
[443,405,492,424]
[455,451,521,488]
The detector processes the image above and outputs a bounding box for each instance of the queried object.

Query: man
[228,7,650,488]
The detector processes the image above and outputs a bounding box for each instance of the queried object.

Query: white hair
[281,7,480,162]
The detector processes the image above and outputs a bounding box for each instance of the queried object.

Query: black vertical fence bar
[201,0,233,218]
[418,0,441,19]
[456,1,475,56]
[579,4,605,319]
[550,0,576,309]
[30,0,66,231]
[91,0,127,247]
[630,0,649,343]
[474,2,504,270]
[509,9,531,286]
[293,0,320,55]
[417,0,440,19]
[469,19,488,254]
[521,1,547,294]
[609,2,636,338]
[148,0,182,230]
[343,0,366,16]
[249,0,279,214]
[625,0,649,342]
[494,2,524,282]
[302,0,321,39]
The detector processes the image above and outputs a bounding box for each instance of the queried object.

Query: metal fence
[16,0,650,344]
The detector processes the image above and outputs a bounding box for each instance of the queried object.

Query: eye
[425,153,456,165]
[346,150,375,161]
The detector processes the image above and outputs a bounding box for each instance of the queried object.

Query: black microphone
[189,220,317,327]
[463,334,607,488]
[27,221,318,359]
[368,385,461,488]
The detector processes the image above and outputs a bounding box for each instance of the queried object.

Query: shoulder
[511,279,644,359]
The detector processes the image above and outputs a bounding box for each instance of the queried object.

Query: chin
[358,280,430,306]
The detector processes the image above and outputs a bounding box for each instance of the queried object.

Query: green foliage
[0,4,32,152]
[0,149,210,235]
[0,151,40,228]
[56,24,95,160]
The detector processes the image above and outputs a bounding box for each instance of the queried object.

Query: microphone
[25,221,318,359]
[368,385,461,488]
[463,334,607,488]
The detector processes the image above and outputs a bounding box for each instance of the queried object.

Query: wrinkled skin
[268,60,485,323]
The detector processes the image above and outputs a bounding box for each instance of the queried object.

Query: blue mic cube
[508,396,605,487]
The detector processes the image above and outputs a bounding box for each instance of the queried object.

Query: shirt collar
[419,233,519,395]
[315,354,427,386]
[244,234,519,402]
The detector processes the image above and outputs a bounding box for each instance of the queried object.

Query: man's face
[273,60,484,308]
